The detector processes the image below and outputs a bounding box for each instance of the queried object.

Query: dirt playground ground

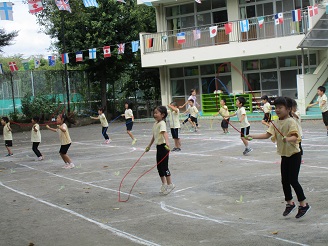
[0,119,327,246]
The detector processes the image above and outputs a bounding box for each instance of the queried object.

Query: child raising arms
[213,99,230,134]
[248,97,310,219]
[146,106,175,195]
[167,102,181,151]
[90,107,111,144]
[1,117,13,156]
[121,102,137,145]
[46,114,75,169]
[31,116,43,161]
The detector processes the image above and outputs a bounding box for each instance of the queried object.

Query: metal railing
[142,10,308,54]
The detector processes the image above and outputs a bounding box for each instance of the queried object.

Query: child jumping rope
[183,99,199,132]
[261,95,271,128]
[1,117,13,157]
[214,98,230,134]
[230,96,252,155]
[90,107,111,144]
[31,116,43,161]
[248,97,310,219]
[180,89,200,128]
[291,99,303,164]
[145,106,175,195]
[121,102,137,145]
[167,102,181,151]
[46,114,75,169]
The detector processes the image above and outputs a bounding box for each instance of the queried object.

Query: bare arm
[307,101,319,108]
[248,132,272,139]
[46,125,57,132]
[147,136,155,149]
[283,134,298,143]
[90,116,100,120]
[179,101,188,109]
[167,104,178,113]
[162,131,170,149]
[33,125,38,132]
[239,114,245,123]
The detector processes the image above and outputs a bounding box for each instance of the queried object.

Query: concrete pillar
[159,66,170,106]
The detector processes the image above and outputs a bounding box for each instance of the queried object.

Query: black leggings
[32,142,42,157]
[156,144,170,177]
[102,127,109,140]
[281,152,306,202]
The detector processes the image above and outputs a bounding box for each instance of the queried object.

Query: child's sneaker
[65,163,75,169]
[105,139,111,144]
[131,138,137,145]
[163,184,175,195]
[175,148,181,152]
[295,203,311,218]
[243,147,253,155]
[283,202,296,216]
[38,156,44,161]
[159,184,167,194]
[62,163,70,169]
[171,147,177,151]
[5,153,13,157]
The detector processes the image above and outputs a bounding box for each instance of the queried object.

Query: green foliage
[21,95,59,122]
[0,29,18,52]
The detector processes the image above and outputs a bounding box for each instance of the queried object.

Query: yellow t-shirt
[57,123,72,145]
[263,102,271,114]
[99,113,109,127]
[152,120,166,145]
[236,107,250,128]
[31,123,41,142]
[124,109,133,119]
[317,94,328,112]
[188,106,198,118]
[168,109,180,129]
[219,105,229,117]
[3,123,12,141]
[267,117,300,157]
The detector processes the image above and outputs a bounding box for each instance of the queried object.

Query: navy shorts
[171,128,179,139]
[126,119,133,131]
[5,140,12,147]
[240,126,250,137]
[262,113,271,122]
[59,143,71,154]
[221,118,229,129]
[322,111,328,126]
[190,116,197,122]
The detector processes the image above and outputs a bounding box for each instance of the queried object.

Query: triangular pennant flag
[8,62,18,72]
[224,23,232,35]
[76,51,83,62]
[240,20,249,32]
[89,48,96,59]
[22,60,30,71]
[34,59,40,69]
[0,2,13,21]
[193,29,201,41]
[48,56,56,66]
[55,0,71,13]
[103,46,111,58]
[61,53,69,64]
[257,16,264,28]
[209,26,217,38]
[275,13,283,25]
[28,0,44,14]
[117,43,125,54]
[131,41,139,52]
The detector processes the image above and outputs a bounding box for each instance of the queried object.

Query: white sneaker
[163,184,175,195]
[159,184,167,194]
[105,139,111,144]
[62,163,70,169]
[38,156,43,161]
[132,139,137,145]
[64,163,75,169]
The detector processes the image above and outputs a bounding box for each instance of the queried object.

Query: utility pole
[9,72,15,114]
[61,13,70,113]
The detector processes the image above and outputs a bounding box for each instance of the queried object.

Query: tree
[0,29,18,52]
[36,0,158,115]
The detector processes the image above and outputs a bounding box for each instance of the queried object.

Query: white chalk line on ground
[0,181,160,246]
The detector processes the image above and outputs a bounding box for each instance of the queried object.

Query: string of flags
[0,0,152,21]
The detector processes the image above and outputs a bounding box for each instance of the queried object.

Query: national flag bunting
[146,38,154,48]
[131,41,139,53]
[176,32,186,44]
[308,5,318,17]
[22,60,29,71]
[34,59,40,68]
[103,46,111,58]
[28,0,43,14]
[224,23,232,35]
[117,43,125,54]
[292,9,301,22]
[0,2,13,21]
[89,48,96,59]
[240,20,249,32]
[8,62,18,72]
[209,26,217,38]
[83,0,98,8]
[48,56,56,66]
[275,13,283,25]
[257,16,264,28]
[76,51,83,62]
[193,29,201,41]
[55,0,71,13]
[61,53,69,64]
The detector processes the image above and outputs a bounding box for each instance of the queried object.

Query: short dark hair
[125,102,133,109]
[237,96,246,106]
[273,97,293,117]
[291,99,297,108]
[221,98,226,104]
[1,116,9,123]
[154,106,168,119]
[190,89,196,95]
[98,107,105,112]
[32,116,40,122]
[261,95,269,101]
[170,101,177,106]
[188,99,194,103]
[318,86,326,93]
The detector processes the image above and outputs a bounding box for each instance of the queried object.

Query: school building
[137,0,328,116]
